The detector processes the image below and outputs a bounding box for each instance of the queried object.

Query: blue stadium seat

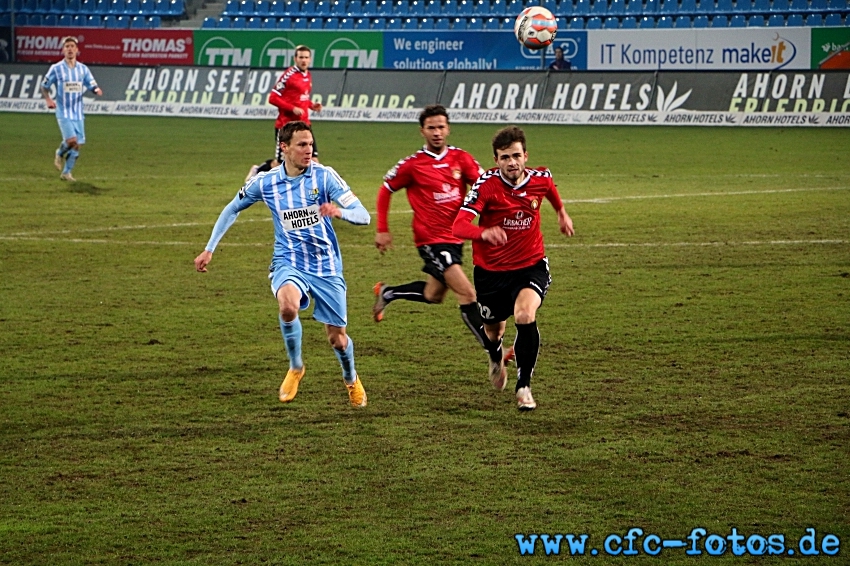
[351,14,368,25]
[771,0,789,9]
[767,12,784,22]
[693,0,713,13]
[222,0,237,12]
[259,15,275,25]
[337,15,353,25]
[693,12,709,23]
[625,0,643,15]
[733,0,751,12]
[788,0,807,10]
[138,0,153,13]
[644,0,658,11]
[823,11,841,23]
[375,0,390,12]
[276,15,291,26]
[590,0,607,15]
[747,13,764,23]
[609,0,626,12]
[48,0,65,14]
[42,12,56,23]
[434,14,449,25]
[466,14,482,26]
[202,14,216,25]
[638,14,654,24]
[656,13,673,24]
[621,14,638,24]
[130,13,146,24]
[422,0,439,13]
[674,14,691,24]
[603,14,619,25]
[66,0,82,11]
[826,0,846,11]
[86,13,102,23]
[106,0,120,13]
[471,0,487,12]
[28,12,42,23]
[729,13,745,23]
[568,14,584,25]
[361,0,376,12]
[409,0,425,12]
[715,0,731,11]
[292,14,308,25]
[491,0,506,11]
[71,13,86,24]
[457,0,473,13]
[400,15,417,26]
[256,0,271,12]
[573,0,590,14]
[247,15,262,25]
[386,14,403,25]
[418,15,434,26]
[804,11,821,21]
[231,14,246,25]
[752,0,769,12]
[216,14,230,25]
[59,13,73,24]
[585,14,602,25]
[785,11,802,22]
[659,0,677,13]
[304,14,320,26]
[809,0,826,11]
[679,0,696,11]
[482,14,499,26]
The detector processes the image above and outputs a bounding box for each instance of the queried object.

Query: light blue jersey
[205,162,370,277]
[42,60,98,120]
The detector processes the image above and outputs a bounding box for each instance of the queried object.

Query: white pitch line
[563,186,849,204]
[0,236,845,249]
[1,186,846,238]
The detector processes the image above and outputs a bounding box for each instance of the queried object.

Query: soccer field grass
[0,114,848,564]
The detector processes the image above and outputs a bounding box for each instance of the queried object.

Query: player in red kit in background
[453,126,574,411]
[246,45,322,181]
[372,105,512,370]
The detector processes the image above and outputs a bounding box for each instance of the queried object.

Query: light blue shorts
[57,118,86,145]
[269,263,348,328]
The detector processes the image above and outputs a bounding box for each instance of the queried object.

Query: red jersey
[268,66,314,129]
[456,167,563,271]
[379,146,483,247]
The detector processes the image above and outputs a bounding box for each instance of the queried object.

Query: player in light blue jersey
[195,121,371,407]
[40,36,102,182]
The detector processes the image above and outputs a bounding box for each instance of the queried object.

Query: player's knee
[279,304,299,322]
[326,330,347,350]
[66,137,78,148]
[514,309,537,325]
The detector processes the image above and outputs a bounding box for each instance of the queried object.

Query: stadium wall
[2,26,850,71]
[2,62,849,126]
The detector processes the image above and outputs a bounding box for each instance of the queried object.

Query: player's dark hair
[492,126,526,156]
[419,104,450,127]
[279,121,312,145]
[294,45,312,55]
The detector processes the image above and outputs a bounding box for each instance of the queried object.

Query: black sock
[514,321,539,391]
[256,159,274,173]
[382,281,431,304]
[459,302,492,351]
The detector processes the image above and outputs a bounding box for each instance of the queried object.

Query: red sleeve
[376,186,392,233]
[268,88,294,113]
[461,152,484,186]
[546,179,564,211]
[452,209,484,241]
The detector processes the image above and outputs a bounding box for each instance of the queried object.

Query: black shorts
[473,257,551,324]
[275,126,318,162]
[417,243,464,284]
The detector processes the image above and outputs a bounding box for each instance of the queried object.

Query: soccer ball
[514,7,557,50]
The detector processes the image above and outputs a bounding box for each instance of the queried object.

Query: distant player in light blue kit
[194,121,371,407]
[40,36,102,182]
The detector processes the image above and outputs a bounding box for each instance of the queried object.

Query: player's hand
[292,107,304,117]
[319,203,341,218]
[311,102,323,112]
[558,209,575,237]
[375,232,393,254]
[481,226,508,246]
[94,87,103,96]
[194,251,213,272]
[45,98,56,109]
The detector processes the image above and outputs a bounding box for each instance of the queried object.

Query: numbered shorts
[275,126,318,162]
[57,118,86,145]
[473,257,551,324]
[269,263,347,327]
[417,243,464,284]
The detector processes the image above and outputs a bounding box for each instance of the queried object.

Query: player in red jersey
[372,105,508,358]
[246,45,323,181]
[453,126,574,411]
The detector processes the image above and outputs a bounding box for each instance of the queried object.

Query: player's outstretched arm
[375,186,393,253]
[452,209,508,245]
[320,201,371,225]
